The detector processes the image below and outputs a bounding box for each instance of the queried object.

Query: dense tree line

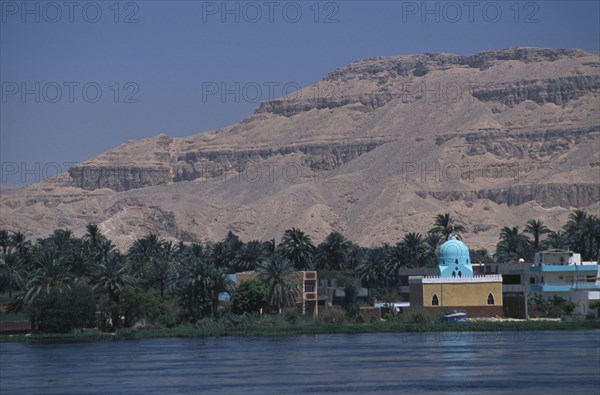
[0,210,597,331]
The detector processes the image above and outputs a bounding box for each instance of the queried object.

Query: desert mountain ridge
[1,47,599,252]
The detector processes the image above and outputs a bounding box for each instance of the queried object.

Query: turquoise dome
[438,235,473,277]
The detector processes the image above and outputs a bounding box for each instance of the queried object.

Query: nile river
[1,330,599,394]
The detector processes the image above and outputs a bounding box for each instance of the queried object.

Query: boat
[441,311,468,322]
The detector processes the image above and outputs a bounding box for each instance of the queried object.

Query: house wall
[421,282,503,307]
[409,283,424,307]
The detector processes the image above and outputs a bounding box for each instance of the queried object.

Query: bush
[121,288,161,327]
[230,280,267,315]
[403,308,434,324]
[322,307,347,324]
[283,308,299,324]
[28,284,97,333]
[156,298,182,328]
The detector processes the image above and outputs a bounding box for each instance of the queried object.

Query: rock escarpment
[3,48,599,250]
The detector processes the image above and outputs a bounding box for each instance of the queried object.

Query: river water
[1,330,599,394]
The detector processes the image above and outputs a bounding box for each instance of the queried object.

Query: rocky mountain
[2,48,599,251]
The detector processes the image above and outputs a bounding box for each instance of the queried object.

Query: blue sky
[1,0,599,186]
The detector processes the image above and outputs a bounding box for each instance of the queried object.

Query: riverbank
[2,318,599,343]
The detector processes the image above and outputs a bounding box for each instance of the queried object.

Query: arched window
[432,294,439,306]
[452,271,456,277]
[458,271,462,278]
[455,259,458,264]
[487,293,495,305]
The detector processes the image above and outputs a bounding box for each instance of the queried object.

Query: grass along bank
[2,316,599,343]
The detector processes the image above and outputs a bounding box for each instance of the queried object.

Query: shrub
[28,284,97,333]
[322,307,346,324]
[283,308,299,324]
[230,280,267,315]
[403,308,433,324]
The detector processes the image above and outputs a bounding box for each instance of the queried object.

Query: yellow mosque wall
[420,282,503,307]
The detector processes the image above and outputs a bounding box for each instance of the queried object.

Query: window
[458,271,462,278]
[530,277,535,284]
[487,293,495,305]
[431,294,439,306]
[452,271,456,277]
[305,284,315,293]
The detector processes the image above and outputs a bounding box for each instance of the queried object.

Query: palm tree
[278,228,315,271]
[0,251,25,297]
[316,231,351,271]
[429,213,465,240]
[424,233,442,267]
[177,252,211,321]
[148,241,177,297]
[223,231,243,264]
[400,232,427,267]
[583,215,599,261]
[235,241,269,271]
[10,231,31,258]
[0,230,9,254]
[24,249,74,305]
[495,226,532,263]
[128,233,165,275]
[257,256,298,313]
[93,252,132,328]
[358,245,391,289]
[82,223,108,263]
[343,243,366,279]
[564,210,588,257]
[546,231,567,250]
[208,241,231,270]
[207,265,234,319]
[524,219,550,252]
[385,243,405,287]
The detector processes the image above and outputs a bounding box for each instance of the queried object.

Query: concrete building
[529,250,599,316]
[409,236,504,317]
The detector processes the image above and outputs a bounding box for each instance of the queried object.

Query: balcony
[530,264,598,273]
[530,282,600,292]
[304,292,317,301]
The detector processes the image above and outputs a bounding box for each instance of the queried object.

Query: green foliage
[531,294,577,318]
[342,283,360,319]
[279,228,315,271]
[588,300,600,318]
[230,280,267,315]
[155,297,182,328]
[402,308,435,324]
[0,209,597,334]
[120,287,161,327]
[27,283,96,333]
[257,256,298,312]
[322,307,347,324]
[283,307,299,324]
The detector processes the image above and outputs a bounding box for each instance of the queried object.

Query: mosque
[409,235,504,317]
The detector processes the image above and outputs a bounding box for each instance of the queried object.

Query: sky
[1,0,599,187]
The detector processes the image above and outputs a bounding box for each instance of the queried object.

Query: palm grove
[0,210,598,332]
